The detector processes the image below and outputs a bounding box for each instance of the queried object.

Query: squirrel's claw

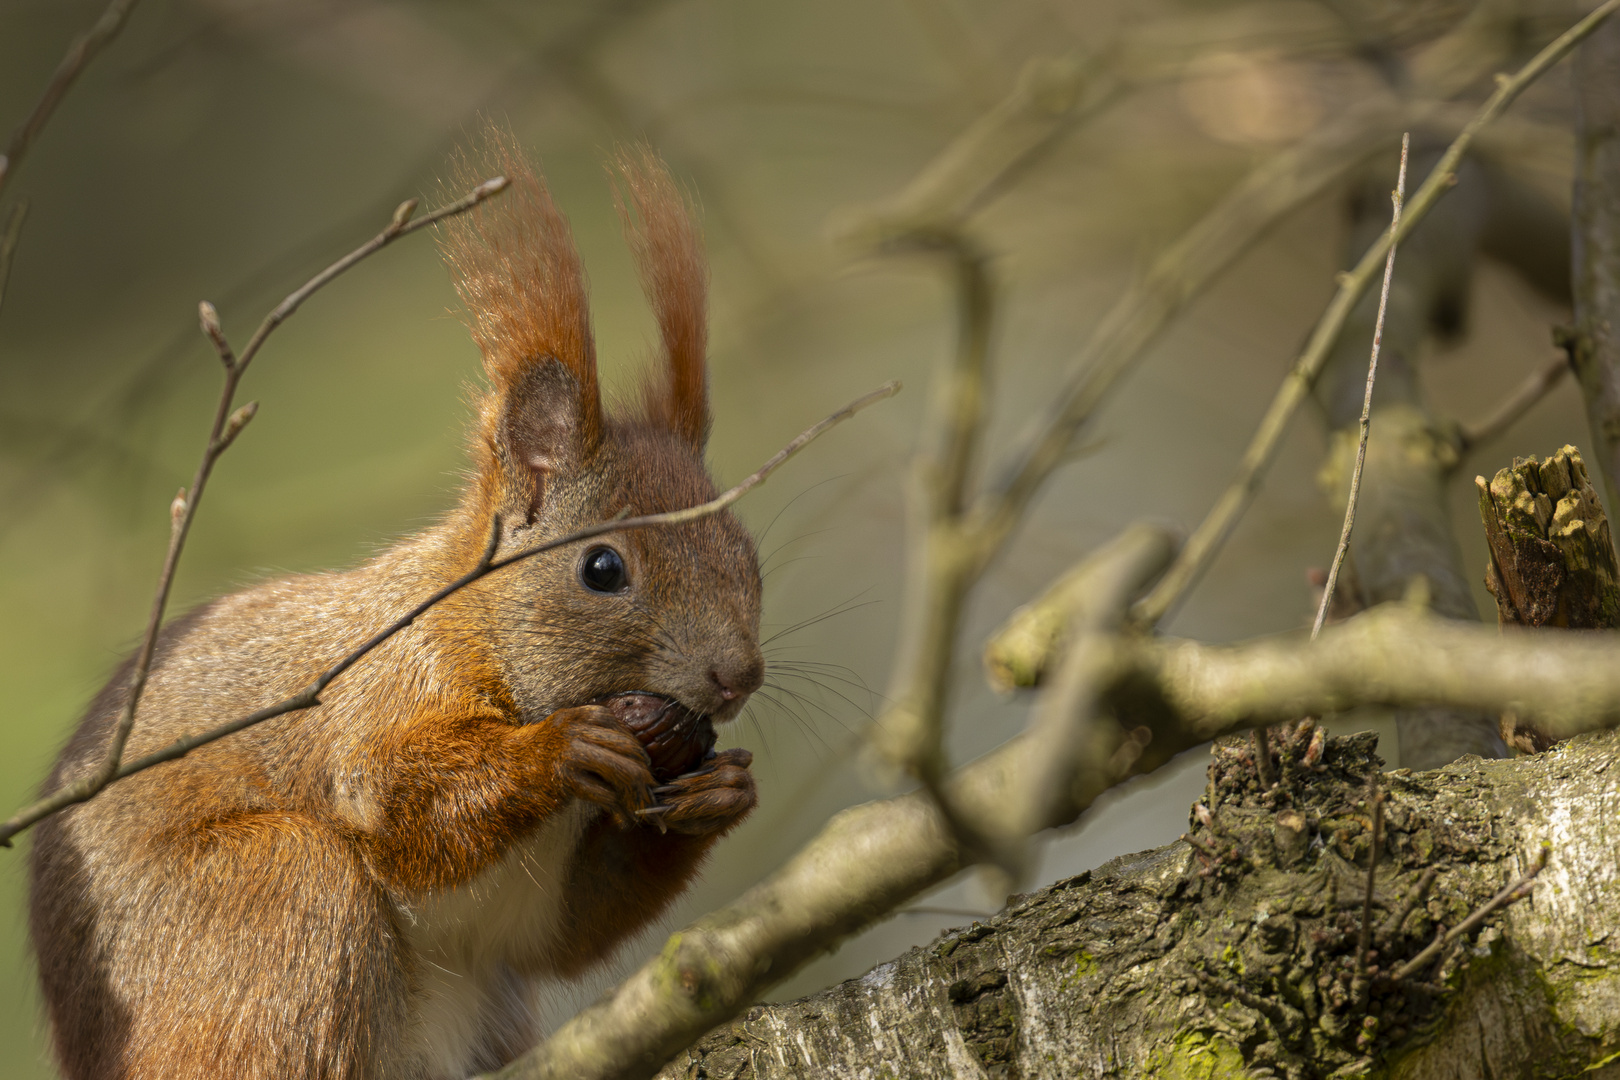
[644,747,757,837]
[636,803,672,834]
[553,706,656,826]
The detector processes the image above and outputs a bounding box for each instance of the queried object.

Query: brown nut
[596,693,717,780]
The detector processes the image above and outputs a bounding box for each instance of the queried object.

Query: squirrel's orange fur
[29,133,763,1080]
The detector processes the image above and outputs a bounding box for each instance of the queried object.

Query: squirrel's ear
[443,127,603,519]
[613,146,710,451]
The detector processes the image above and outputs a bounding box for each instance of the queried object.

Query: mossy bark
[659,730,1620,1079]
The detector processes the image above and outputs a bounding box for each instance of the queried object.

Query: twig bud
[170,488,187,531]
[198,300,220,336]
[218,401,259,452]
[198,301,235,368]
[391,198,419,231]
[478,176,510,198]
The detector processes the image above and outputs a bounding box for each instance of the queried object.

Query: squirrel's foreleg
[359,706,655,894]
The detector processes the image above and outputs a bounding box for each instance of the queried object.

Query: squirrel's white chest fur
[395,802,595,1078]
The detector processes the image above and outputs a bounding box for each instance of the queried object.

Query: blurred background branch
[0,0,143,198]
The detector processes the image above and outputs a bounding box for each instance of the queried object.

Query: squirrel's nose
[710,653,764,702]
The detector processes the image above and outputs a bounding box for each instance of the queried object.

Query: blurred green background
[0,0,1592,1074]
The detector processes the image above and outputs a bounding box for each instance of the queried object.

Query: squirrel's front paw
[641,748,756,836]
[552,706,656,827]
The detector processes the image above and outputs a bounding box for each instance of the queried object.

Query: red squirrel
[28,136,764,1079]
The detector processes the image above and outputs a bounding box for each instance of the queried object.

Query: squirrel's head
[441,135,762,728]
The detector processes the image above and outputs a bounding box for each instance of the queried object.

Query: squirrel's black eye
[579,546,629,593]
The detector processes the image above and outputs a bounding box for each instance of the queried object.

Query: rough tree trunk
[660,729,1620,1079]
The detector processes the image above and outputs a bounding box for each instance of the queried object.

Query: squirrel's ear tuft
[444,126,602,520]
[612,146,710,451]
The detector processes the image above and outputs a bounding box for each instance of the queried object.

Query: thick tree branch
[1141,602,1620,740]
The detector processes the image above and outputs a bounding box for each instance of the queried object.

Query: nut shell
[597,693,716,780]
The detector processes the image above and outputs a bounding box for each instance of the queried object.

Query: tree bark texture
[660,730,1620,1079]
[1571,11,1620,513]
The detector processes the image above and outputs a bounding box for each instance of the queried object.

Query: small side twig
[1391,843,1550,982]
[1314,133,1408,640]
[1353,783,1386,1008]
[1382,866,1439,939]
[0,381,898,845]
[0,0,144,199]
[1456,351,1572,453]
[1191,965,1303,1031]
[833,54,1115,245]
[1253,727,1277,789]
[0,199,27,319]
[1181,830,1223,867]
[0,177,511,845]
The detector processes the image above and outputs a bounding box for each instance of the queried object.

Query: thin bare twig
[833,54,1116,246]
[1457,351,1572,453]
[0,382,897,845]
[0,199,27,319]
[1191,965,1302,1029]
[1314,133,1409,640]
[1257,133,1405,788]
[0,0,144,199]
[1353,784,1385,1007]
[1391,843,1550,982]
[1382,866,1438,939]
[1132,0,1620,629]
[1251,726,1277,789]
[0,177,510,846]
